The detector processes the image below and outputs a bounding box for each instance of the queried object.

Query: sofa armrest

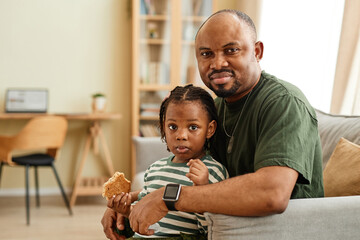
[205,196,360,240]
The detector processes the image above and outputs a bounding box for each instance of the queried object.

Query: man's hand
[129,188,168,235]
[101,208,126,240]
[186,159,209,185]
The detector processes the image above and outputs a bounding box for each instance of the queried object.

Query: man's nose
[210,54,229,69]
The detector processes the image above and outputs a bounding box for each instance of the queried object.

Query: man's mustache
[208,69,235,79]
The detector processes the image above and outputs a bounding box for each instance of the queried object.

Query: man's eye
[225,48,239,54]
[168,125,177,130]
[200,51,212,57]
[189,125,198,131]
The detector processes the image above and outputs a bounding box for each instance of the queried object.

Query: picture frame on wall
[5,89,48,113]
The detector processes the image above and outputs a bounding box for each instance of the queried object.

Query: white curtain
[341,35,360,115]
[331,0,360,115]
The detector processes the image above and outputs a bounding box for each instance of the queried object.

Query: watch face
[164,184,180,200]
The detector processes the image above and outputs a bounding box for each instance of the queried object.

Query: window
[259,0,345,112]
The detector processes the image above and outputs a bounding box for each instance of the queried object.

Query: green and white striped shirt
[136,154,229,238]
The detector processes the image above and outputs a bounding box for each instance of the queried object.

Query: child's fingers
[107,196,114,208]
[121,193,129,209]
[189,162,207,175]
[116,193,130,212]
[125,194,131,206]
[185,172,194,180]
[113,192,126,209]
[119,193,128,207]
[187,158,201,166]
[189,166,202,176]
[188,159,207,169]
[107,192,123,208]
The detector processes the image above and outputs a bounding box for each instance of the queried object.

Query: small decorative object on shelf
[92,92,107,113]
[147,22,159,38]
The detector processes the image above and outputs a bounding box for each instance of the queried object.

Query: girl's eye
[168,124,177,130]
[189,125,198,131]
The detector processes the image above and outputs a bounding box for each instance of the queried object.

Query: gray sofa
[132,110,360,240]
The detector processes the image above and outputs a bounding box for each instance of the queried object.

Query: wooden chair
[0,116,72,225]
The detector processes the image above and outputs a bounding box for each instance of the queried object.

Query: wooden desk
[0,112,121,206]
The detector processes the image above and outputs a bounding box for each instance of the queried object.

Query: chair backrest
[12,116,68,151]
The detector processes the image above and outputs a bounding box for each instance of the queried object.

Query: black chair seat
[12,154,54,166]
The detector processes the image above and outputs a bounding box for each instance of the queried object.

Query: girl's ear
[206,120,217,139]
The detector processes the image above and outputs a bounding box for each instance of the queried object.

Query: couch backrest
[132,111,360,172]
[316,109,360,168]
[132,136,169,174]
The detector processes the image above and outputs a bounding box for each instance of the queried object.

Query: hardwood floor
[0,195,109,240]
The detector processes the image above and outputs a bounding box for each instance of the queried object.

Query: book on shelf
[142,0,156,15]
[140,124,161,137]
[140,103,160,117]
[140,0,147,14]
[140,62,168,85]
[140,108,159,117]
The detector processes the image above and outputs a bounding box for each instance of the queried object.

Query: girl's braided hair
[159,84,218,151]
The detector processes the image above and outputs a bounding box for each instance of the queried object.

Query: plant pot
[92,97,107,113]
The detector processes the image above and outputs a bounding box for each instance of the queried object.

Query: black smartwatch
[162,183,181,211]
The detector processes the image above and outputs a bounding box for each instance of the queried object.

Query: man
[102,9,324,239]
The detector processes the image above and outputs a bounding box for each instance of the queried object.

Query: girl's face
[164,101,216,163]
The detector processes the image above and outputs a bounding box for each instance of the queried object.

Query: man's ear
[255,41,264,62]
[206,120,217,139]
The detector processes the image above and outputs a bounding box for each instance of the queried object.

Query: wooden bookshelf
[131,0,217,177]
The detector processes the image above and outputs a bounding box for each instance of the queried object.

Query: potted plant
[92,92,107,113]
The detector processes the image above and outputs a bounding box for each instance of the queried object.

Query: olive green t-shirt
[212,71,324,198]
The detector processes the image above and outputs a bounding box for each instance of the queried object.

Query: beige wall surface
[0,0,132,191]
[0,0,239,192]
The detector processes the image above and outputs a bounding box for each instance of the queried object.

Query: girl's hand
[186,159,209,186]
[107,192,132,218]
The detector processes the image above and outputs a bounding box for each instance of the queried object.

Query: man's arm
[129,166,298,234]
[178,166,297,216]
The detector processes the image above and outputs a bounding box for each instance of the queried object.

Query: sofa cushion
[131,136,169,190]
[132,136,169,174]
[323,138,360,197]
[205,196,360,240]
[315,110,360,169]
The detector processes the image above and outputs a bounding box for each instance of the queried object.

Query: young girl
[107,85,228,239]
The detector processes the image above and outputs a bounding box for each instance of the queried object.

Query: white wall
[258,0,345,112]
[0,0,130,113]
[0,0,132,190]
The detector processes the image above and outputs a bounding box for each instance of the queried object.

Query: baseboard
[0,187,72,197]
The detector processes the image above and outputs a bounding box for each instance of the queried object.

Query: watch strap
[164,200,177,211]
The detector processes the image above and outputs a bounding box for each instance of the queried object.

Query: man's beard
[209,79,241,98]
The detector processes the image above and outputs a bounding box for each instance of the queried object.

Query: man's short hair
[195,9,257,42]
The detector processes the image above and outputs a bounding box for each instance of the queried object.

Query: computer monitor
[5,89,48,113]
